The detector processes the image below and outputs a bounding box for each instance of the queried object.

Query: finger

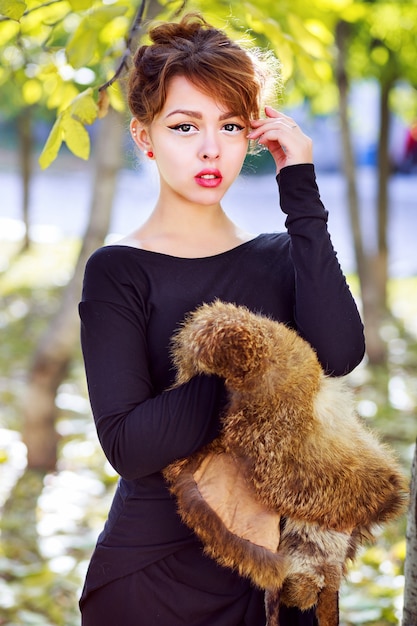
[250,113,298,132]
[247,119,297,139]
[264,105,281,118]
[265,106,297,126]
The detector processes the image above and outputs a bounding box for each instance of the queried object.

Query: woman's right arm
[79,251,224,481]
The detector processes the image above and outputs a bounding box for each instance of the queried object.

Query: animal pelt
[163,300,408,625]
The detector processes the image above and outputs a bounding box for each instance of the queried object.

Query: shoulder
[250,233,291,259]
[85,244,135,270]
[253,232,289,249]
[84,244,154,278]
[82,245,151,304]
[239,234,294,282]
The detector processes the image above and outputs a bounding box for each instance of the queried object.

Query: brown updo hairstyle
[128,13,280,128]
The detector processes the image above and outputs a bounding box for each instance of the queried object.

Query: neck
[124,194,253,258]
[151,196,228,234]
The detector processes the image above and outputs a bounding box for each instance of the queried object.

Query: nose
[199,131,220,160]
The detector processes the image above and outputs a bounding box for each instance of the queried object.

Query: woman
[79,13,365,626]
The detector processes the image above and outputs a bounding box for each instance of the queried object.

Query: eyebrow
[164,109,240,121]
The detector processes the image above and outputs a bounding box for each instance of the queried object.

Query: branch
[98,0,148,92]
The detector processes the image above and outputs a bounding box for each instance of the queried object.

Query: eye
[222,123,245,134]
[169,123,196,133]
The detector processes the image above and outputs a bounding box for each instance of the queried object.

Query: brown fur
[163,300,408,624]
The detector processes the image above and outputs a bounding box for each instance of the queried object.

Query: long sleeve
[79,253,225,481]
[277,164,365,375]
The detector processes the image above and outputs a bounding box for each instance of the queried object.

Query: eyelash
[169,123,244,134]
[223,123,245,133]
[170,123,194,133]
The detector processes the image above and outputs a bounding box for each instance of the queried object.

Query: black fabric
[81,543,266,626]
[78,164,365,621]
[81,557,318,626]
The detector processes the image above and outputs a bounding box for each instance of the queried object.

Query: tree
[335,17,387,364]
[334,1,417,363]
[22,107,125,468]
[403,439,417,624]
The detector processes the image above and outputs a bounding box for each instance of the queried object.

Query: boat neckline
[106,233,269,261]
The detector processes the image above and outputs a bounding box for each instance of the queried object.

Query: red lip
[195,169,223,188]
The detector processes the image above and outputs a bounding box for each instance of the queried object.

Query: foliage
[0,0,137,165]
[1,0,416,166]
[0,0,337,165]
[38,88,98,168]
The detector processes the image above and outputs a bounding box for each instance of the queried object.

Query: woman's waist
[99,474,192,548]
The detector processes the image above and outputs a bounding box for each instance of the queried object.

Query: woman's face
[139,76,249,209]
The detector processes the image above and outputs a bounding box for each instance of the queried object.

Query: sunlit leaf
[297,52,325,82]
[106,81,126,113]
[304,19,333,46]
[22,78,42,105]
[66,3,128,68]
[62,114,90,160]
[0,18,20,44]
[47,82,79,112]
[100,15,129,46]
[371,45,390,66]
[273,39,294,83]
[0,0,26,21]
[89,4,128,25]
[66,24,98,68]
[69,87,97,124]
[68,0,94,10]
[287,13,330,60]
[38,118,63,169]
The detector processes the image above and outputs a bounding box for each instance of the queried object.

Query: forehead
[160,75,240,118]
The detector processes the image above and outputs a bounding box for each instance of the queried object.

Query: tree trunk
[17,109,33,251]
[22,107,125,470]
[335,20,386,364]
[403,441,417,624]
[375,78,393,315]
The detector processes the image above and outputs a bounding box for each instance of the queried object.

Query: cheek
[232,142,249,169]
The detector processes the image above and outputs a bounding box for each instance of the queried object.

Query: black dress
[78,164,365,625]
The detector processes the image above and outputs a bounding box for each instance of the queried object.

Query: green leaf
[0,19,20,45]
[69,88,98,124]
[62,115,90,160]
[66,4,127,68]
[107,81,126,113]
[38,118,64,169]
[66,25,98,68]
[22,78,42,105]
[0,0,26,20]
[88,4,128,25]
[68,0,94,10]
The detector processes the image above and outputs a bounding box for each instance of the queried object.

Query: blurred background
[1,0,416,624]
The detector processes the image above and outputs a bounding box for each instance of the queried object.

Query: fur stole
[163,301,408,626]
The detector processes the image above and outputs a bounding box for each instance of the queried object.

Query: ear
[130,118,153,156]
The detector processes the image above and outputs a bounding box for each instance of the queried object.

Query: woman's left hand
[248,106,313,174]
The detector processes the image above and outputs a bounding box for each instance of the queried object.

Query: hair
[127,13,280,127]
